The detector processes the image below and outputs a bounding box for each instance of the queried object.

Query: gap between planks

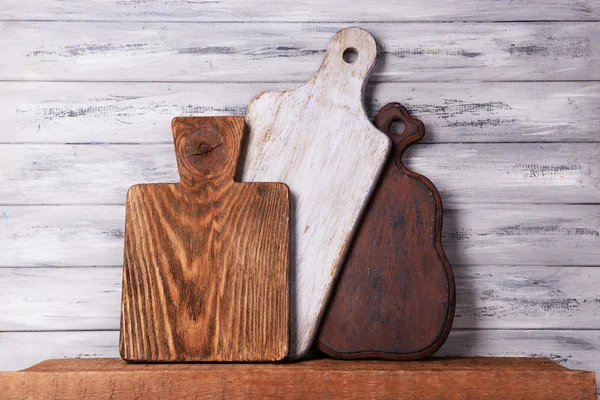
[1,264,599,268]
[3,20,600,24]
[2,79,600,84]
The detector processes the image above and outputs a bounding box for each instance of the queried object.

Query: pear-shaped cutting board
[120,116,290,362]
[240,28,391,358]
[317,103,455,360]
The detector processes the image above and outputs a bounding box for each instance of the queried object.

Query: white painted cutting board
[241,28,391,359]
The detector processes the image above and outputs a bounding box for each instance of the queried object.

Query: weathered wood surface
[4,0,599,21]
[2,330,598,369]
[0,267,122,331]
[0,206,127,267]
[3,81,599,144]
[2,204,598,267]
[2,266,600,332]
[1,330,599,395]
[241,28,390,358]
[2,1,599,395]
[3,22,599,82]
[120,117,290,361]
[318,103,454,360]
[0,358,595,400]
[2,265,599,331]
[2,143,598,205]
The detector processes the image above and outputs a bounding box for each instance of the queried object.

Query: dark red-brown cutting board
[317,103,455,360]
[120,116,290,362]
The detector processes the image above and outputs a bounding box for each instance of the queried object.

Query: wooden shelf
[0,357,595,399]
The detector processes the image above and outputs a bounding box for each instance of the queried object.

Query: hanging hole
[343,47,358,64]
[390,120,406,136]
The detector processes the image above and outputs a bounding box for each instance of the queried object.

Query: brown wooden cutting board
[317,103,455,360]
[120,116,290,362]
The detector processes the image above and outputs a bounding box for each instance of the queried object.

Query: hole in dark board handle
[390,120,406,136]
[343,47,358,64]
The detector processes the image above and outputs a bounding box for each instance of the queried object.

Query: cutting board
[240,28,391,358]
[120,116,290,362]
[317,103,455,360]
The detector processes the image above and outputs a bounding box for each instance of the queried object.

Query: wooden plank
[2,204,598,268]
[0,358,595,400]
[1,143,598,205]
[3,0,599,22]
[0,206,126,267]
[441,204,600,266]
[453,266,600,329]
[0,267,121,331]
[1,330,598,396]
[120,116,290,362]
[2,266,599,332]
[3,81,599,144]
[404,143,600,205]
[2,22,599,82]
[0,331,121,372]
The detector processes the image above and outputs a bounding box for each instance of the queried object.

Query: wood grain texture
[120,116,290,361]
[241,28,391,358]
[2,1,599,393]
[3,81,599,144]
[4,0,600,21]
[3,330,600,379]
[318,103,454,360]
[2,204,598,268]
[18,357,579,371]
[3,266,600,332]
[2,143,598,205]
[3,22,600,82]
[0,332,122,371]
[0,357,595,400]
[0,267,121,331]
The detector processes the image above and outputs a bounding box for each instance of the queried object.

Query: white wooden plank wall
[0,0,599,394]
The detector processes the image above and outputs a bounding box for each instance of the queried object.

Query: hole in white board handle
[342,47,359,64]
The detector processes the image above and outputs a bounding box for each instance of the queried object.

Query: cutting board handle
[374,102,425,160]
[316,27,378,91]
[171,116,246,190]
